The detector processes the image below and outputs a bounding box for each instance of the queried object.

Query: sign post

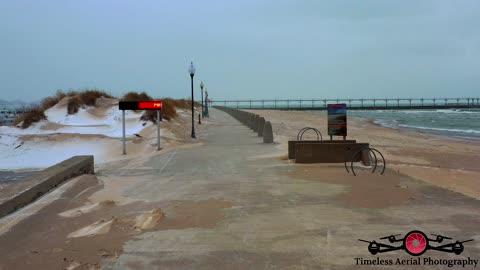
[157,110,161,150]
[122,110,126,155]
[119,101,163,154]
[327,104,347,141]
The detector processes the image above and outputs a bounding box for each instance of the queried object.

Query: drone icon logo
[359,230,474,256]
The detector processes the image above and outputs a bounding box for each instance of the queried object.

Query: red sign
[138,101,163,110]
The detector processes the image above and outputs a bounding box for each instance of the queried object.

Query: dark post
[190,74,196,138]
[188,61,196,138]
[205,91,209,117]
[421,98,424,107]
[200,81,204,118]
[361,98,364,108]
[373,99,376,108]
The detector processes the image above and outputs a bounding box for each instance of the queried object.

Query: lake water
[312,108,480,139]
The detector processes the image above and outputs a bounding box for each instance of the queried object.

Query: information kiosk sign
[327,104,347,138]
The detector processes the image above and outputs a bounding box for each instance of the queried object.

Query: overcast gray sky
[1,0,479,102]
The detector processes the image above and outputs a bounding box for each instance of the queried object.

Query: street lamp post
[205,90,209,117]
[188,61,196,138]
[200,81,204,118]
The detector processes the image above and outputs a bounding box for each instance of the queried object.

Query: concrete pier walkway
[1,108,480,269]
[105,109,480,269]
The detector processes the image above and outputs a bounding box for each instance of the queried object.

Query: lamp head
[188,61,196,76]
[200,81,204,90]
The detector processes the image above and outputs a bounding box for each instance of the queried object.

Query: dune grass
[15,89,114,127]
[15,90,199,128]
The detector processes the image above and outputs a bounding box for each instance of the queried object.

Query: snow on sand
[0,97,174,170]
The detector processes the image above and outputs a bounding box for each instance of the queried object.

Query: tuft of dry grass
[67,96,81,114]
[14,105,46,128]
[121,92,153,102]
[78,89,114,106]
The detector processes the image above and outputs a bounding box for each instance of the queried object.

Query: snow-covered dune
[0,97,175,170]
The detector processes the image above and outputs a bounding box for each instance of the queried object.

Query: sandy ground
[247,109,480,200]
[0,108,479,269]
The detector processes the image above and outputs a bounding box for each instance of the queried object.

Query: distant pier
[210,98,480,110]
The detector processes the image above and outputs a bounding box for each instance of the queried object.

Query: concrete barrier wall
[263,121,274,143]
[288,140,357,159]
[253,115,259,132]
[257,117,265,137]
[295,143,369,163]
[0,155,94,218]
[214,106,274,143]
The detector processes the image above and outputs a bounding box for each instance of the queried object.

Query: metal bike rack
[297,127,323,141]
[344,145,378,174]
[344,146,386,176]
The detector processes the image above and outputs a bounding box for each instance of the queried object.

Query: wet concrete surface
[101,109,480,269]
[1,109,480,269]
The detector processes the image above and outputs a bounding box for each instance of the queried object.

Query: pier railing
[210,98,480,110]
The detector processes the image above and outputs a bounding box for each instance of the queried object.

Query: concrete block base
[0,156,94,218]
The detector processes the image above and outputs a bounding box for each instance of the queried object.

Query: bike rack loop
[350,147,386,176]
[344,145,378,174]
[300,128,323,141]
[297,127,322,141]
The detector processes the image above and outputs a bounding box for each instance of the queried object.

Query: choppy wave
[347,108,480,139]
[393,109,480,114]
[397,124,480,134]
